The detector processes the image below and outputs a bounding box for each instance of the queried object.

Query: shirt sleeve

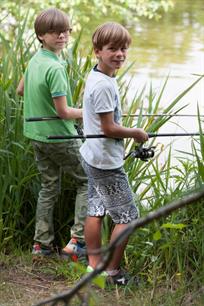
[47,66,67,98]
[92,82,115,114]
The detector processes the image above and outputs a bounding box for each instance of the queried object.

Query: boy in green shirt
[17,8,87,261]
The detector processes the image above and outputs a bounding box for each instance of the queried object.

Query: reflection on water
[128,0,204,69]
[126,0,204,111]
[126,0,204,163]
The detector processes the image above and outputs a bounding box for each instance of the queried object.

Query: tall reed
[125,111,204,288]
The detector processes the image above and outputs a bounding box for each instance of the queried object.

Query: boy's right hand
[133,128,149,143]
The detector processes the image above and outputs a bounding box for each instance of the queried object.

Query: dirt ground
[0,259,70,306]
[0,255,204,306]
[0,256,136,306]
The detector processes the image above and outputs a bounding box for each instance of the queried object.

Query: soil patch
[0,255,204,306]
[0,260,70,305]
[0,257,131,306]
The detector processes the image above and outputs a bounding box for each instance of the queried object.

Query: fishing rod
[25,113,204,122]
[47,132,202,162]
[47,132,202,140]
[123,114,204,118]
[26,116,61,121]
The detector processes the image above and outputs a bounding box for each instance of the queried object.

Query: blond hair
[92,22,131,50]
[34,8,71,42]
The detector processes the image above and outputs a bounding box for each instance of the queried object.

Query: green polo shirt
[23,48,76,142]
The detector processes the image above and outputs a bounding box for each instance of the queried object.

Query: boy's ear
[38,34,44,41]
[94,48,101,59]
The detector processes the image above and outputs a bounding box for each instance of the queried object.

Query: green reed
[125,111,204,289]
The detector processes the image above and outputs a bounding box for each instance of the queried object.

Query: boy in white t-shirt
[80,22,149,285]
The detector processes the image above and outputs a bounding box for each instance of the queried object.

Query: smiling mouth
[113,60,124,64]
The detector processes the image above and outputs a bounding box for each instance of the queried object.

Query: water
[125,0,204,163]
[81,0,204,164]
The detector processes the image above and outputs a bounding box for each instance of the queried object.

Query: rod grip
[26,116,60,122]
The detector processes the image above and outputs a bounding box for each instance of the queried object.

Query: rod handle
[26,116,60,122]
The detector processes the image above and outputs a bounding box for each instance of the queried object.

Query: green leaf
[153,230,161,240]
[92,275,106,289]
[161,223,186,230]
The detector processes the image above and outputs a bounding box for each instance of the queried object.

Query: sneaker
[61,238,87,263]
[32,243,52,256]
[106,269,139,286]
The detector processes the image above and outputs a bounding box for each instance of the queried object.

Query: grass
[0,252,204,306]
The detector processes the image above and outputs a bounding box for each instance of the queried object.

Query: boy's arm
[100,112,148,143]
[16,78,24,96]
[53,96,82,120]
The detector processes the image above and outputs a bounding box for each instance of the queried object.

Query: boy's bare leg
[107,223,129,271]
[84,216,102,268]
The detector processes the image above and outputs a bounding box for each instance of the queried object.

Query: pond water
[80,0,204,163]
[126,0,204,163]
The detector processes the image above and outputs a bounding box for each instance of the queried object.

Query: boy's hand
[77,117,83,123]
[133,128,149,143]
[16,78,24,96]
[78,109,83,119]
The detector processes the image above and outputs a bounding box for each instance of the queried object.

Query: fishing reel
[74,124,84,136]
[124,144,155,161]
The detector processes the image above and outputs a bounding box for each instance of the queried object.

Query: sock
[86,265,94,272]
[106,269,120,276]
[86,265,108,276]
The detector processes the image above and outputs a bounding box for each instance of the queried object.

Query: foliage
[0,0,174,28]
[125,113,204,287]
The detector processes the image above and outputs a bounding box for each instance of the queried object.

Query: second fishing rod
[47,132,202,140]
[26,113,204,122]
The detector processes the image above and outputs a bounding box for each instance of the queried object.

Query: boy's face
[38,30,70,54]
[95,43,128,76]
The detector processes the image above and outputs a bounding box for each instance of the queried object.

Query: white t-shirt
[80,67,124,169]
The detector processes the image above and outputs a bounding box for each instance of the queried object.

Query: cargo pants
[32,140,87,247]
